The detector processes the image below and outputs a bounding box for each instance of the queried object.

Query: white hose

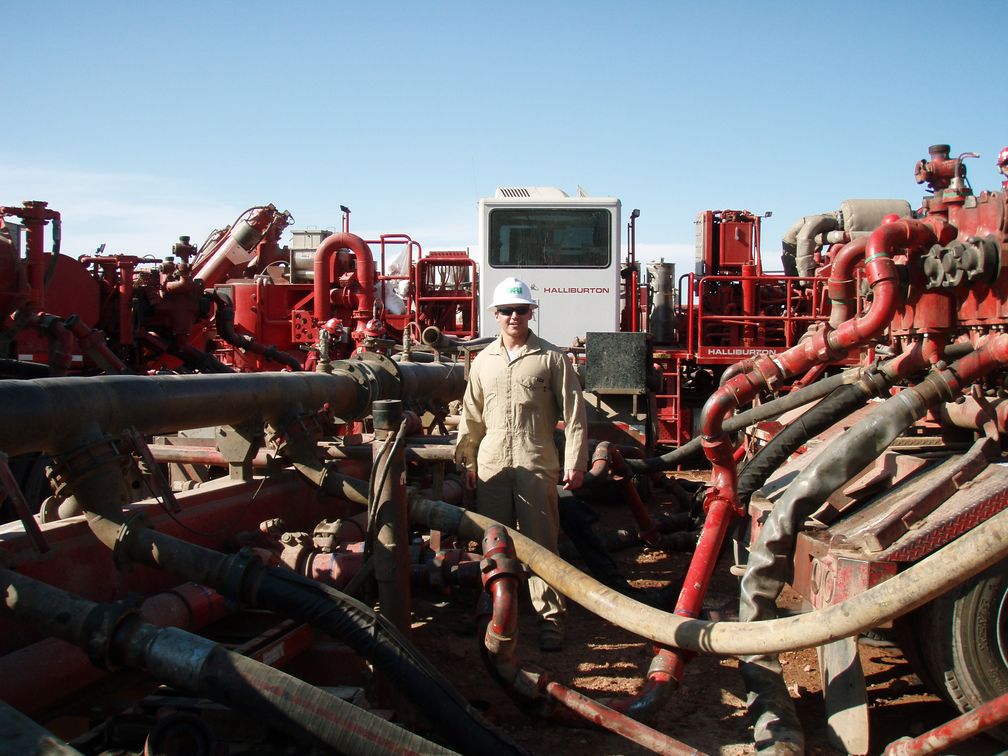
[411,497,1008,656]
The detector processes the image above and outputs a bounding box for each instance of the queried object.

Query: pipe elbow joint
[479,525,523,589]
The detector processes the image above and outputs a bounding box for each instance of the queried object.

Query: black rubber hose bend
[113,526,528,756]
[735,382,874,510]
[625,369,858,473]
[252,564,531,756]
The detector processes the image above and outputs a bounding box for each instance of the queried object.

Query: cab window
[489,209,611,268]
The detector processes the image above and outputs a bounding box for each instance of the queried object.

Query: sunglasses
[497,306,530,317]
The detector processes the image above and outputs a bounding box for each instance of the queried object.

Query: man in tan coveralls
[455,277,588,650]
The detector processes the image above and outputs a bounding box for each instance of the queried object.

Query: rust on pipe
[478,525,703,753]
[371,401,411,636]
[884,689,1008,755]
[545,682,705,755]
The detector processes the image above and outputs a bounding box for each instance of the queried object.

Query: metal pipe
[150,439,456,468]
[544,682,704,755]
[312,231,376,334]
[826,236,868,328]
[0,582,228,715]
[884,689,1008,755]
[372,401,411,634]
[64,315,128,373]
[0,360,466,457]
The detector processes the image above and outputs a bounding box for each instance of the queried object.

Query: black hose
[735,383,873,510]
[0,568,452,756]
[252,564,531,756]
[114,525,528,756]
[624,369,857,473]
[730,384,873,753]
[0,358,52,379]
[737,376,930,752]
[214,293,301,371]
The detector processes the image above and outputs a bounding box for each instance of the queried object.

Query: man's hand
[562,469,584,491]
[464,469,477,490]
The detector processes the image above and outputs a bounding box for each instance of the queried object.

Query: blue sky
[4,1,1007,274]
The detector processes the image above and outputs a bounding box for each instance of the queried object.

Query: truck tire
[899,559,1008,741]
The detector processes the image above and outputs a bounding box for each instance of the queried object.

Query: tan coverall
[455,333,588,624]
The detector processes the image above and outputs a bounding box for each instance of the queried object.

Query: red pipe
[544,681,704,755]
[478,525,703,753]
[33,314,74,376]
[702,215,943,448]
[669,216,950,712]
[312,232,376,335]
[611,450,661,547]
[65,316,128,373]
[77,256,139,349]
[827,236,867,328]
[582,440,614,483]
[884,690,1008,755]
[675,497,734,619]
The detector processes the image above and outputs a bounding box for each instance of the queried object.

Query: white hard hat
[489,277,537,309]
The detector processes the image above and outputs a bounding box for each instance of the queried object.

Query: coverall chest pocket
[515,373,550,438]
[516,374,548,397]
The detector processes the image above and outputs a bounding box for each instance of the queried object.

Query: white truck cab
[478,187,621,347]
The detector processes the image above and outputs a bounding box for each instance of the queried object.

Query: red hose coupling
[646,646,686,683]
[591,442,612,465]
[700,488,743,518]
[700,433,736,469]
[479,525,523,589]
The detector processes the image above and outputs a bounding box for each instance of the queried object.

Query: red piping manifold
[477,526,699,753]
[312,232,377,336]
[664,215,952,697]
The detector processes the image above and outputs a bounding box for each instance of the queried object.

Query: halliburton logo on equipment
[701,347,782,358]
[542,287,611,294]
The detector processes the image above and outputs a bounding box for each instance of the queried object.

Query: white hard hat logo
[490,277,538,309]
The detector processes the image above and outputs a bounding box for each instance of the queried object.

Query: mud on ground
[410,491,1005,755]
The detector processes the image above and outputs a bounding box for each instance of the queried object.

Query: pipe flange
[48,435,132,501]
[480,555,524,587]
[112,511,152,570]
[355,351,403,398]
[80,598,141,670]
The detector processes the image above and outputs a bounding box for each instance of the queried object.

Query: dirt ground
[410,488,1006,756]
